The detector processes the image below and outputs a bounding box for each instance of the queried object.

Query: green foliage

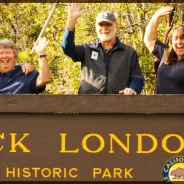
[0,3,183,94]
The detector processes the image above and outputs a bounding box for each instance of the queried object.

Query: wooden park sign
[0,95,184,182]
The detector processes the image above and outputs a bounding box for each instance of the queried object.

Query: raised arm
[62,3,85,62]
[144,6,174,53]
[34,37,50,88]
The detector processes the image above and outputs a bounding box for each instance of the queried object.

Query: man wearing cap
[62,3,144,94]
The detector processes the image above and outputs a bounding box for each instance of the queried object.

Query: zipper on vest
[99,46,117,94]
[104,49,116,94]
[105,62,109,94]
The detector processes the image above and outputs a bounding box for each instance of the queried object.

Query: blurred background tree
[0,3,183,94]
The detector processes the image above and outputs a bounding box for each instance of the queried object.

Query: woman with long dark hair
[144,6,184,94]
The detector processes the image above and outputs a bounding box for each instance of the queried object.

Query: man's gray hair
[0,40,18,59]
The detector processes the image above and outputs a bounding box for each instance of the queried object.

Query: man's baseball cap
[96,11,116,24]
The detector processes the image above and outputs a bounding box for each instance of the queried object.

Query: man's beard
[97,29,116,42]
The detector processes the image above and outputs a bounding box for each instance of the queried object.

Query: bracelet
[39,54,46,58]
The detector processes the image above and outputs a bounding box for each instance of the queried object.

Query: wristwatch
[39,54,46,58]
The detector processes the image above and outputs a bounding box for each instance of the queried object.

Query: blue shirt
[0,65,45,94]
[153,40,184,94]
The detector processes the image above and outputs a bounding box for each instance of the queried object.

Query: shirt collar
[89,37,125,50]
[0,65,21,77]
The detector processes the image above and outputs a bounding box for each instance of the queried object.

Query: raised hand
[68,3,84,20]
[66,3,85,30]
[154,6,174,18]
[33,37,48,56]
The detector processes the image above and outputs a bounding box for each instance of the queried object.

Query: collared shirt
[0,65,45,94]
[152,40,184,94]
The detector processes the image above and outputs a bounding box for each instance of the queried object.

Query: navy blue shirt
[152,40,184,94]
[62,28,143,94]
[0,65,45,94]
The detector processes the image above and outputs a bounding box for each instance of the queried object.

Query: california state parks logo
[162,156,184,183]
